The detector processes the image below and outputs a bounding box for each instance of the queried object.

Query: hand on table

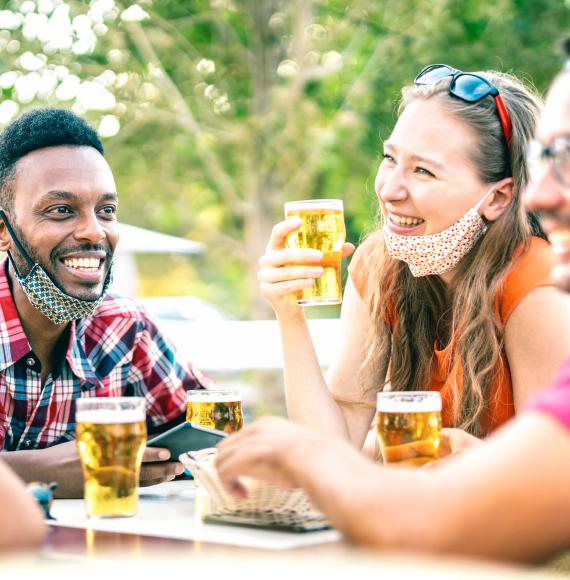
[215,417,311,496]
[2,440,184,499]
[31,440,84,498]
[215,415,379,503]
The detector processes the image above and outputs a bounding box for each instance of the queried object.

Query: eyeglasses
[527,137,570,187]
[414,64,512,146]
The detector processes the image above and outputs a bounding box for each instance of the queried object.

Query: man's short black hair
[0,108,104,211]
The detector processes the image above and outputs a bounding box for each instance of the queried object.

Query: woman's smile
[386,212,425,235]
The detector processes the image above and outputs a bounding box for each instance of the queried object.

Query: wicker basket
[180,448,330,532]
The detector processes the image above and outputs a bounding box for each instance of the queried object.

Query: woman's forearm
[278,312,349,437]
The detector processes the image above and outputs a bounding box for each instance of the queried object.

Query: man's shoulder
[90,293,154,324]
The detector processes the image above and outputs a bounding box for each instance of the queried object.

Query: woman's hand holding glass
[258,217,354,318]
[436,428,486,460]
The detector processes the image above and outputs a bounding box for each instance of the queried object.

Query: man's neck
[7,264,69,377]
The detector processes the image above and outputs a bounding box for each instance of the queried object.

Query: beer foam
[187,392,241,403]
[76,409,145,424]
[284,199,343,214]
[377,392,442,413]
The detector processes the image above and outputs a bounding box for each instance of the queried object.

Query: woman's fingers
[260,279,314,299]
[259,248,323,269]
[260,218,352,313]
[342,242,356,259]
[267,218,303,251]
[258,265,323,284]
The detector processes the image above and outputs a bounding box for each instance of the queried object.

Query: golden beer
[285,199,346,306]
[186,390,243,433]
[76,398,146,518]
[376,392,442,467]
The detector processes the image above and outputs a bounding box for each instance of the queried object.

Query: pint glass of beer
[284,199,346,306]
[186,390,243,433]
[76,397,147,518]
[376,392,442,467]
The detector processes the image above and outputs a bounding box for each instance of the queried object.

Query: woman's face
[376,98,490,236]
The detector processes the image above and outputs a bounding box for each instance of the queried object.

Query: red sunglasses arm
[494,95,512,145]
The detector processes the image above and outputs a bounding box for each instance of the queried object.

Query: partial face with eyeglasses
[525,72,570,291]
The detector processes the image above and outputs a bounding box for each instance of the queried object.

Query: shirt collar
[0,260,34,371]
[0,259,102,388]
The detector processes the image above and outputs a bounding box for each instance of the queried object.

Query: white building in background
[111,222,340,374]
[111,222,204,297]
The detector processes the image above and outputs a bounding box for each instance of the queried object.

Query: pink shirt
[525,357,570,431]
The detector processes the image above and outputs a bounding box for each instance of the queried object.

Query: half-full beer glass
[284,199,346,306]
[76,397,146,518]
[186,390,243,433]
[376,392,442,467]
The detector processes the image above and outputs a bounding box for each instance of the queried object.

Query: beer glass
[284,199,346,306]
[186,390,243,433]
[376,391,442,467]
[76,397,147,518]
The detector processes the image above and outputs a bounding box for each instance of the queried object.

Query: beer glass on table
[75,397,147,518]
[186,389,243,433]
[376,392,442,467]
[284,199,346,306]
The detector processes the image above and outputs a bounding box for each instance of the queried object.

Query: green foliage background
[0,0,568,318]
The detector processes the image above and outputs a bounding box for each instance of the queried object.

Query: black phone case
[147,422,227,459]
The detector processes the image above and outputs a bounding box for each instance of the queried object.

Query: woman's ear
[480,177,515,222]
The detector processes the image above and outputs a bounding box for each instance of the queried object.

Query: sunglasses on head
[414,64,512,146]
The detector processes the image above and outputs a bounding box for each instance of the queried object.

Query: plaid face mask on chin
[0,208,112,325]
[15,262,113,325]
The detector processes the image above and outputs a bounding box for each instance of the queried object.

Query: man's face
[525,73,570,291]
[0,146,119,301]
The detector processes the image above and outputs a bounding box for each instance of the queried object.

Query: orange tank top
[348,236,554,434]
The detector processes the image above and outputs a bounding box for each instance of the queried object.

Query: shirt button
[24,439,32,448]
[26,357,36,368]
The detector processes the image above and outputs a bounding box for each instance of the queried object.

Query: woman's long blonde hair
[360,72,544,437]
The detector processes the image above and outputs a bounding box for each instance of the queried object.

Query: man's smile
[57,251,109,285]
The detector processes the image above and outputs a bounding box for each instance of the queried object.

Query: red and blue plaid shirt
[0,260,213,451]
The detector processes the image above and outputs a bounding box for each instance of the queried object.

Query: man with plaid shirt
[0,108,213,497]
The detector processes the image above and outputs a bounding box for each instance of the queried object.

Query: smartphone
[147,422,227,460]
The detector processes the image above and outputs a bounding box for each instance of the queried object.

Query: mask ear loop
[0,208,35,278]
[473,186,498,217]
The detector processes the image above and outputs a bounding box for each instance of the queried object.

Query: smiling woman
[354,70,552,437]
[256,65,570,454]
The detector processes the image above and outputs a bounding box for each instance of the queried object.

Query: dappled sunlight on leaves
[0,0,567,317]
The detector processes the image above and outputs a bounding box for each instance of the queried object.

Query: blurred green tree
[0,0,568,317]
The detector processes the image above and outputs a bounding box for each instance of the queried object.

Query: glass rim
[75,396,146,408]
[187,389,242,402]
[284,199,344,213]
[76,397,146,423]
[376,391,442,413]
